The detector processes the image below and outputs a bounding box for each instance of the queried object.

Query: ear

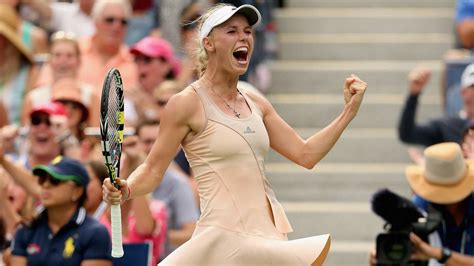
[203,36,215,52]
[72,186,84,202]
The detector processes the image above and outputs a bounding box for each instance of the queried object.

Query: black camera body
[372,189,442,266]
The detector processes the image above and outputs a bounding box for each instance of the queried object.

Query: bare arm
[131,196,156,236]
[9,255,28,266]
[410,233,474,265]
[250,75,367,169]
[103,89,202,203]
[81,260,112,266]
[457,20,474,48]
[0,155,41,198]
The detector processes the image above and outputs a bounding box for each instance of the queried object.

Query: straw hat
[0,4,33,63]
[406,142,474,204]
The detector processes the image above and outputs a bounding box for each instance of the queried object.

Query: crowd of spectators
[0,0,277,264]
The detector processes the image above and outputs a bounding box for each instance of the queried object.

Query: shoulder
[163,85,202,121]
[239,84,271,115]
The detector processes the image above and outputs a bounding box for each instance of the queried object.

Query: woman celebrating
[103,4,367,265]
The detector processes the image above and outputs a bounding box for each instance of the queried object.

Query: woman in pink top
[103,3,367,265]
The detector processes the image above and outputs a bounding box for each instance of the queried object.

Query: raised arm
[103,89,202,204]
[250,74,367,169]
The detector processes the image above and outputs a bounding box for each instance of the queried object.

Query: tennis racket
[100,68,125,258]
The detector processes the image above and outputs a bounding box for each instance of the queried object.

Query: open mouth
[233,47,248,64]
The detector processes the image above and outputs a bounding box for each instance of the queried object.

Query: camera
[371,189,442,266]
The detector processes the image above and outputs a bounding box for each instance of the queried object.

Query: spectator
[455,0,474,49]
[31,0,96,38]
[36,0,138,93]
[406,142,474,265]
[0,0,48,57]
[125,0,160,45]
[0,4,36,125]
[10,156,112,266]
[0,102,81,205]
[127,36,180,123]
[0,168,35,257]
[23,31,100,127]
[136,120,199,257]
[398,64,474,146]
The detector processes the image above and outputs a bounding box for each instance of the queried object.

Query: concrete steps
[269,60,443,94]
[268,93,442,128]
[286,0,455,8]
[266,1,454,265]
[278,33,452,60]
[276,8,454,34]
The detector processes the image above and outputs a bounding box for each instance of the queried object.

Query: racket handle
[110,204,124,258]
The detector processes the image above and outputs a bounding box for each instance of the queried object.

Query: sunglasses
[57,100,83,110]
[134,56,166,65]
[31,115,51,127]
[38,174,63,186]
[103,16,128,26]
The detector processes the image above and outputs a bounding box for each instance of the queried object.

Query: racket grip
[110,204,124,258]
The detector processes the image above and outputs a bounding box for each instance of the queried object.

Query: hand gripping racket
[100,68,125,258]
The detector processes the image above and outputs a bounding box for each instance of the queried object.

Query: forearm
[457,20,474,48]
[131,196,156,235]
[0,202,22,235]
[445,252,474,266]
[126,162,163,199]
[0,157,40,198]
[301,105,354,168]
[27,0,53,22]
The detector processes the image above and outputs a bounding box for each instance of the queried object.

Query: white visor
[199,4,261,46]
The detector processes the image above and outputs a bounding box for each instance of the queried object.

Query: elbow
[135,221,156,236]
[299,157,317,170]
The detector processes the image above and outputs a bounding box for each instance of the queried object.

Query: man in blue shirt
[405,142,474,265]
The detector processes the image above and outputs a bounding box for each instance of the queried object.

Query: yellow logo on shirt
[63,237,75,258]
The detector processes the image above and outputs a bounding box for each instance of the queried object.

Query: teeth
[235,47,248,53]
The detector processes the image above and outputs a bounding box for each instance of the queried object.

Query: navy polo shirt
[11,207,112,265]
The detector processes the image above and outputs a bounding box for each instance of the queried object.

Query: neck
[446,202,467,226]
[47,205,78,234]
[92,35,120,61]
[200,72,239,97]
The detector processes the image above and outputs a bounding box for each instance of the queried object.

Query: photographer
[371,141,474,266]
[405,141,474,265]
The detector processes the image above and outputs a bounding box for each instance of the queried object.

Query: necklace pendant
[234,111,241,118]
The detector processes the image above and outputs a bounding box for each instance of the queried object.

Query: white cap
[199,4,261,46]
[461,63,474,88]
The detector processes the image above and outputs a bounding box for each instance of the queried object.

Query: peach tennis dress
[159,85,330,265]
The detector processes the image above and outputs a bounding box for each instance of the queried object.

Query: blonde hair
[50,31,80,56]
[91,0,132,20]
[194,3,232,77]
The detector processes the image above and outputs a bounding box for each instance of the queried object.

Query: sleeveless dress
[159,86,330,265]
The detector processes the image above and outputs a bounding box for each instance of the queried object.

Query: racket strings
[106,75,121,165]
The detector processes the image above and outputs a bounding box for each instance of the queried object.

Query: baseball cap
[130,36,174,63]
[461,63,474,88]
[30,101,67,118]
[32,156,89,188]
[199,4,261,45]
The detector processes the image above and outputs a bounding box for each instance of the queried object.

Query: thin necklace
[210,87,242,118]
